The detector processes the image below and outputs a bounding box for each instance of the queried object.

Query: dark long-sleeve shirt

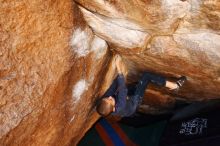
[104,74,140,117]
[104,74,128,115]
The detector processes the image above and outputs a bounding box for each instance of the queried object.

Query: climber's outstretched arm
[103,55,124,97]
[115,55,126,75]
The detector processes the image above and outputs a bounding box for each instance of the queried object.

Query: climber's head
[96,96,116,117]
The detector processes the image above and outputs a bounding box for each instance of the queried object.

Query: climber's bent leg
[142,72,166,86]
[134,72,166,98]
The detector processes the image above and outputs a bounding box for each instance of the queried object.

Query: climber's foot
[176,76,187,87]
[172,76,187,92]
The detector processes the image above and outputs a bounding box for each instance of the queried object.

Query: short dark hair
[96,98,114,117]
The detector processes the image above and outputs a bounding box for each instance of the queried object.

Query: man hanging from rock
[96,55,187,117]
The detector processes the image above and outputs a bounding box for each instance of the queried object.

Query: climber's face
[104,96,116,112]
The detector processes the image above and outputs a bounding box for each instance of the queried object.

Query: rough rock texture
[0,0,220,145]
[0,0,110,145]
[77,0,220,99]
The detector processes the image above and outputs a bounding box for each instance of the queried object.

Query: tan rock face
[77,0,220,98]
[0,0,220,145]
[0,0,109,145]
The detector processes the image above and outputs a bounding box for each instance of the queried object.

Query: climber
[96,55,187,117]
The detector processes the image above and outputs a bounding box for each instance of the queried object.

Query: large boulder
[0,0,109,145]
[77,0,220,99]
[0,0,220,145]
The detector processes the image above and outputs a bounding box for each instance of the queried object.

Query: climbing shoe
[176,76,187,88]
[170,76,187,92]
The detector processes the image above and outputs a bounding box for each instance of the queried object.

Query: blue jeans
[129,72,166,106]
